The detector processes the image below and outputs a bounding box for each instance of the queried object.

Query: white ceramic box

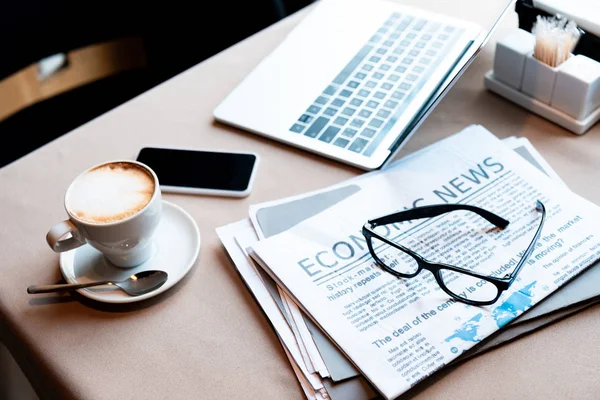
[521,54,560,104]
[493,29,536,90]
[551,55,600,120]
[484,29,600,135]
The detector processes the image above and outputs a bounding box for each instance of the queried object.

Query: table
[2,1,600,399]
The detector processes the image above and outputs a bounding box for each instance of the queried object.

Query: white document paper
[216,221,328,398]
[249,125,600,400]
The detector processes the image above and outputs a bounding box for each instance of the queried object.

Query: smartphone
[136,147,259,197]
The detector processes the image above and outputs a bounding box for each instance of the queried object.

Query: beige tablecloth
[2,1,600,399]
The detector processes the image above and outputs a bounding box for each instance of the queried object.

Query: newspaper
[244,135,585,386]
[248,125,600,400]
[218,129,600,400]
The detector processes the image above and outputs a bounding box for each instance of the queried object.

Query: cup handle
[46,220,85,252]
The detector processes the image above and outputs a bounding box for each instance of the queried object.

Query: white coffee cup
[46,160,162,268]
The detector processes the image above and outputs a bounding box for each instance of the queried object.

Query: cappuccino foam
[66,162,155,224]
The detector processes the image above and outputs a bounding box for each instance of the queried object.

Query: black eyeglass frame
[361,201,546,306]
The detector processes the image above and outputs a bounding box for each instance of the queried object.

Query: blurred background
[0,0,314,168]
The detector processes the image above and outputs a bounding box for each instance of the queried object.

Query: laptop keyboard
[289,12,464,157]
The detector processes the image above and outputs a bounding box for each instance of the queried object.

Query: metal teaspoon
[27,270,169,296]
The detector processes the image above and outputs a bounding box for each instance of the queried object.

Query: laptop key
[340,89,352,98]
[369,118,384,128]
[350,119,365,128]
[315,96,328,105]
[342,128,358,138]
[365,81,377,88]
[307,105,321,114]
[334,116,349,125]
[358,89,371,97]
[366,100,379,108]
[377,109,391,118]
[355,72,367,80]
[400,83,412,90]
[396,18,412,31]
[324,107,338,116]
[332,98,345,107]
[304,117,329,138]
[347,81,359,88]
[384,100,398,108]
[350,98,363,106]
[373,91,386,99]
[358,110,372,118]
[388,74,400,82]
[324,85,337,95]
[342,108,356,116]
[361,128,377,138]
[413,19,427,31]
[373,72,384,79]
[318,126,340,143]
[391,91,405,100]
[299,114,313,123]
[369,56,381,63]
[290,123,305,133]
[349,138,369,153]
[381,82,393,90]
[427,22,441,33]
[333,137,350,148]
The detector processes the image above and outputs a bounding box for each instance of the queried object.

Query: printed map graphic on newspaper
[248,125,600,400]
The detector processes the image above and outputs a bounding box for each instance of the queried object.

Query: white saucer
[60,200,200,304]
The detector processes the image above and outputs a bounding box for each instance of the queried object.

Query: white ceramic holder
[485,29,600,135]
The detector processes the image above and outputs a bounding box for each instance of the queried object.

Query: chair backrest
[0,1,142,81]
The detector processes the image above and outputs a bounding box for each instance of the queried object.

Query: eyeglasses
[361,201,546,306]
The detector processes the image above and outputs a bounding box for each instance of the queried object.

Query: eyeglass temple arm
[508,200,547,280]
[369,204,509,229]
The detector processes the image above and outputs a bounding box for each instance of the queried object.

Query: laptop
[214,0,509,171]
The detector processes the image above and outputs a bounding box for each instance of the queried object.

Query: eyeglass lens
[439,269,499,303]
[370,235,419,275]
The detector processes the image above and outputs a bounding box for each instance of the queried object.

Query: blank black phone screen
[136,147,257,191]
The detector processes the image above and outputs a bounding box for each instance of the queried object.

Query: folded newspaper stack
[217,125,600,400]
